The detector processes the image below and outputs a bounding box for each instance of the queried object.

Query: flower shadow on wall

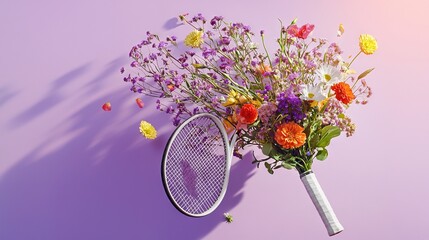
[0,63,256,240]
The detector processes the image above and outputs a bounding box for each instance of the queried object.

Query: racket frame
[162,113,236,217]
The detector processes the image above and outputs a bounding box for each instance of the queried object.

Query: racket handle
[300,171,344,236]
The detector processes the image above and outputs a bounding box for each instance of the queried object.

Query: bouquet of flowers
[122,13,377,236]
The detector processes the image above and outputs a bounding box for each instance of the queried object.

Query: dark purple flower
[120,67,124,74]
[276,91,306,122]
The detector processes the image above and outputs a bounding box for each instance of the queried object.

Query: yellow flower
[222,90,239,107]
[184,30,204,48]
[359,34,378,55]
[139,120,157,139]
[222,97,237,107]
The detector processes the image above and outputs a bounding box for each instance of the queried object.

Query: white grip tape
[301,172,344,236]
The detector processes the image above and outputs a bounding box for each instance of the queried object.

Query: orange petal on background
[136,98,144,108]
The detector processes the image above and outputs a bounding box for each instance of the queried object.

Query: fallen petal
[102,102,111,111]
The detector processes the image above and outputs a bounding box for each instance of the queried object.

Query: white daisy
[300,84,327,102]
[316,64,342,86]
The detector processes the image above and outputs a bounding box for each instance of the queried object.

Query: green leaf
[282,161,294,170]
[316,126,341,147]
[316,149,328,161]
[357,68,375,80]
[262,143,273,156]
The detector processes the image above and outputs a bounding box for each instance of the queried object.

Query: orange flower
[331,82,355,104]
[238,103,258,124]
[274,122,306,149]
[255,64,272,76]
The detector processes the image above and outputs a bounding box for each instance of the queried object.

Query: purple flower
[149,53,157,61]
[158,41,168,49]
[219,56,234,71]
[153,73,162,82]
[123,74,131,82]
[186,51,195,57]
[130,61,139,67]
[192,13,206,23]
[305,60,317,69]
[120,67,124,74]
[218,36,230,45]
[129,46,139,58]
[243,25,251,33]
[210,16,223,26]
[166,106,174,114]
[193,107,200,115]
[172,76,183,86]
[173,117,181,126]
[202,47,216,59]
[288,72,300,81]
[276,91,306,122]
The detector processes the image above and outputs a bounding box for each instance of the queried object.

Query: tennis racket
[162,113,238,217]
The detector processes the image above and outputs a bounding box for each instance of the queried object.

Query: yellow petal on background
[337,23,344,37]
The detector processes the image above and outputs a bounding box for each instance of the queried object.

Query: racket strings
[165,116,228,215]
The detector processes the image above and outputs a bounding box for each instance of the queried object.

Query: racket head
[162,113,231,217]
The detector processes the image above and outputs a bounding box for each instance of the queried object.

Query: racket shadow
[0,87,257,240]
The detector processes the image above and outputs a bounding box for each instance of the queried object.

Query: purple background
[1,0,429,239]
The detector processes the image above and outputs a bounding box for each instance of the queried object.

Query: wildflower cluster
[123,14,377,173]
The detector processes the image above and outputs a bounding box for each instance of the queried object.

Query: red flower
[288,24,315,39]
[238,103,258,124]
